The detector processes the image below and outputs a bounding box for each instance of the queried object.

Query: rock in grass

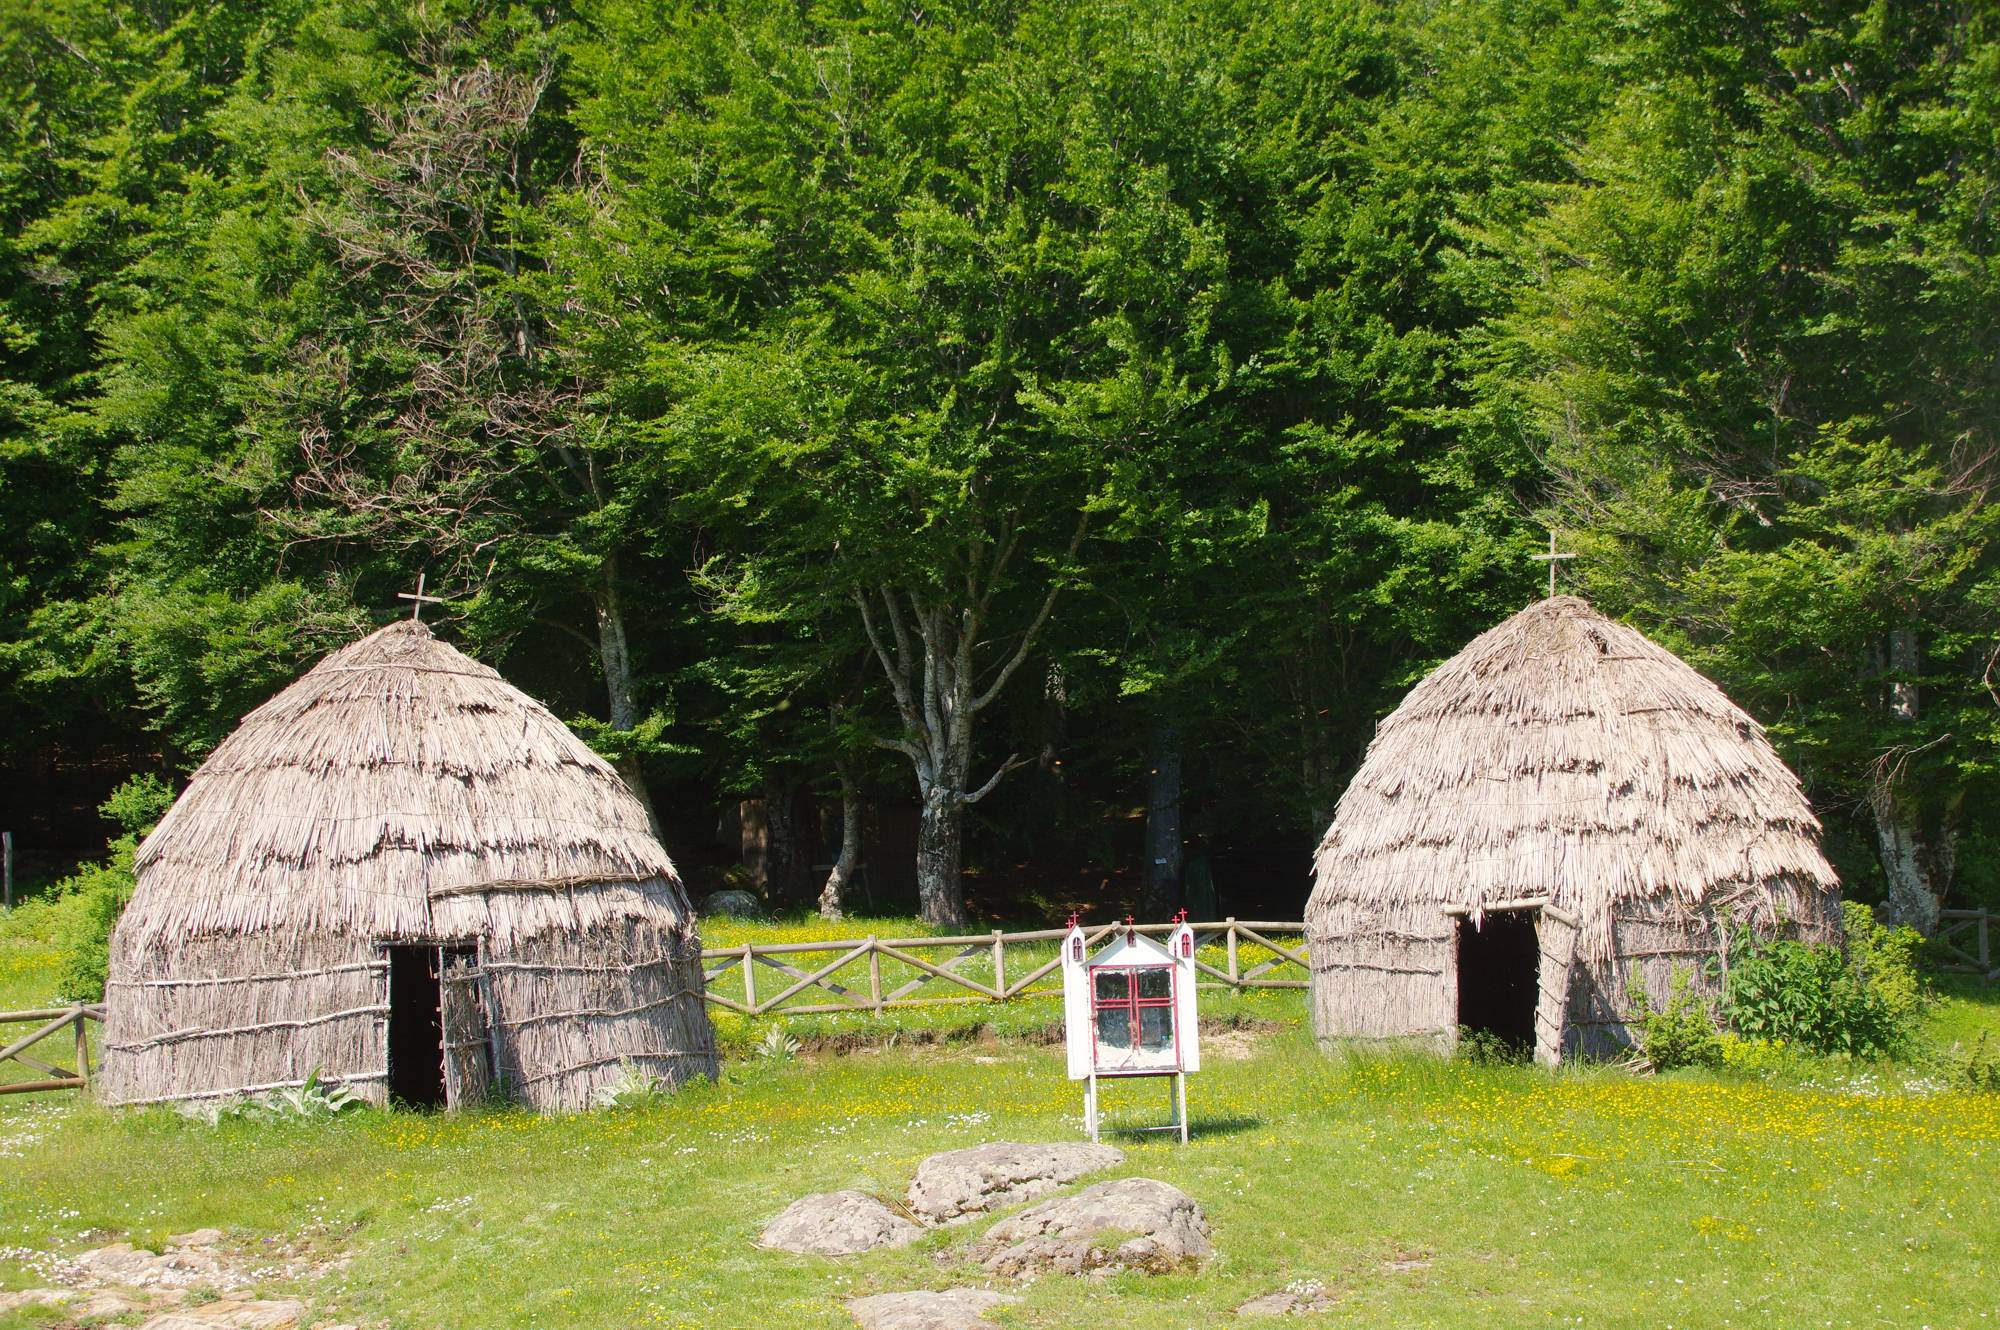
[1235,1283,1337,1317]
[0,1290,79,1313]
[701,889,764,918]
[137,1299,304,1330]
[847,1288,1020,1330]
[758,1190,922,1256]
[977,1178,1210,1277]
[905,1142,1124,1225]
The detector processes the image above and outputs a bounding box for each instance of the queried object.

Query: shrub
[1452,1026,1524,1065]
[1933,1033,2000,1092]
[1719,903,1927,1059]
[1629,967,1723,1071]
[1716,1033,1806,1081]
[44,775,176,1002]
[591,1058,673,1109]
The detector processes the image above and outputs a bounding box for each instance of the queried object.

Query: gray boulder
[906,1142,1124,1225]
[847,1289,1020,1330]
[757,1190,922,1256]
[701,889,764,918]
[977,1177,1210,1277]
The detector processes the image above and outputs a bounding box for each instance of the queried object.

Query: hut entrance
[387,945,482,1109]
[1456,910,1539,1054]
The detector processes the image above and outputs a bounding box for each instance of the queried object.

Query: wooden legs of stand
[1083,1071,1188,1144]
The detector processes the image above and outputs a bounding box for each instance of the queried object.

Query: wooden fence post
[1225,918,1239,987]
[73,1008,90,1088]
[868,938,882,1014]
[992,930,1006,1000]
[741,944,758,1015]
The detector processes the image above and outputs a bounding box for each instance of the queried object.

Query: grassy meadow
[1,917,1998,1329]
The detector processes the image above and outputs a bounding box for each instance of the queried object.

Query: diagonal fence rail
[0,1003,102,1094]
[1937,909,1999,983]
[700,919,1308,1018]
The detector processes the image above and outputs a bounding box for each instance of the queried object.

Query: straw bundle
[1305,596,1841,1059]
[99,620,717,1110]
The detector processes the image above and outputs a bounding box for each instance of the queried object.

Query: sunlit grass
[2,927,1996,1328]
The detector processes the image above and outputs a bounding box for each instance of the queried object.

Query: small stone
[757,1190,922,1256]
[701,889,764,918]
[0,1289,79,1313]
[977,1177,1210,1277]
[167,1229,226,1249]
[1235,1286,1336,1317]
[847,1289,1020,1330]
[79,1288,152,1316]
[905,1142,1124,1226]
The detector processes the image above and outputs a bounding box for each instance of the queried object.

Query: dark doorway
[387,946,447,1109]
[1456,911,1539,1053]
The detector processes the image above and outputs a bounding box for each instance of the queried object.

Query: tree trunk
[762,778,809,908]
[819,763,861,922]
[916,783,968,929]
[594,564,660,839]
[1142,720,1183,918]
[1871,627,1943,934]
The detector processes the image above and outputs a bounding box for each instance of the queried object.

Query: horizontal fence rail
[699,919,1308,1019]
[1937,909,1999,983]
[0,1003,103,1094]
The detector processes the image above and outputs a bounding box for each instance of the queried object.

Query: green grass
[1925,972,2000,1050]
[3,1026,1997,1329]
[2,921,1997,1328]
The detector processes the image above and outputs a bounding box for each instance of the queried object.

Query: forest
[1,0,1995,933]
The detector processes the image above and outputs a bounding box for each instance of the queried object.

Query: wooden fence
[700,918,1308,1018]
[0,1003,102,1095]
[1937,909,1999,983]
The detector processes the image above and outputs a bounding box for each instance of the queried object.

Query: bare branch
[971,511,1089,713]
[854,588,921,733]
[962,752,1030,804]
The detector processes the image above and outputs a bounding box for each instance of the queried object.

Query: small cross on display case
[1060,912,1200,1143]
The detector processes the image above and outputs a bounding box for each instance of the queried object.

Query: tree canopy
[2,0,1994,930]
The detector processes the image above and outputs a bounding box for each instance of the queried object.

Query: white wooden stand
[1084,1070,1188,1144]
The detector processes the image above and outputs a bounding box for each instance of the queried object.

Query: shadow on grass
[1096,1115,1264,1144]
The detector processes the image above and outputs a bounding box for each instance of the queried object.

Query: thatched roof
[1307,596,1838,959]
[121,620,686,948]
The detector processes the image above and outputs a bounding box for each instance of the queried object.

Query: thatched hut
[1305,595,1840,1064]
[99,620,717,1111]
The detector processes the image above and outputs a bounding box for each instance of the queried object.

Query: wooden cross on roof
[396,572,447,622]
[1530,531,1577,599]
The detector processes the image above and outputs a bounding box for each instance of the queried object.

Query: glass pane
[1096,1005,1133,1049]
[1093,970,1129,1003]
[1136,968,1171,1001]
[1138,1005,1174,1052]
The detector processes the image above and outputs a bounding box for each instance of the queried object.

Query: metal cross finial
[1529,531,1577,599]
[397,572,448,622]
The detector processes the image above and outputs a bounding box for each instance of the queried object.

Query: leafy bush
[1715,1034,1807,1081]
[1452,1026,1524,1065]
[591,1057,673,1109]
[1629,967,1723,1071]
[32,776,177,1002]
[1719,903,1927,1059]
[177,1067,365,1124]
[1932,1033,2000,1092]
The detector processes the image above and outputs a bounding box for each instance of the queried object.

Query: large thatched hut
[1305,595,1840,1064]
[99,620,717,1111]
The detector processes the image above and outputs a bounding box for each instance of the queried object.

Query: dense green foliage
[0,0,1995,926]
[1721,902,1929,1058]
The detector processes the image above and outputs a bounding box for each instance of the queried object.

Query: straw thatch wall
[100,620,717,1111]
[1306,596,1841,1061]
